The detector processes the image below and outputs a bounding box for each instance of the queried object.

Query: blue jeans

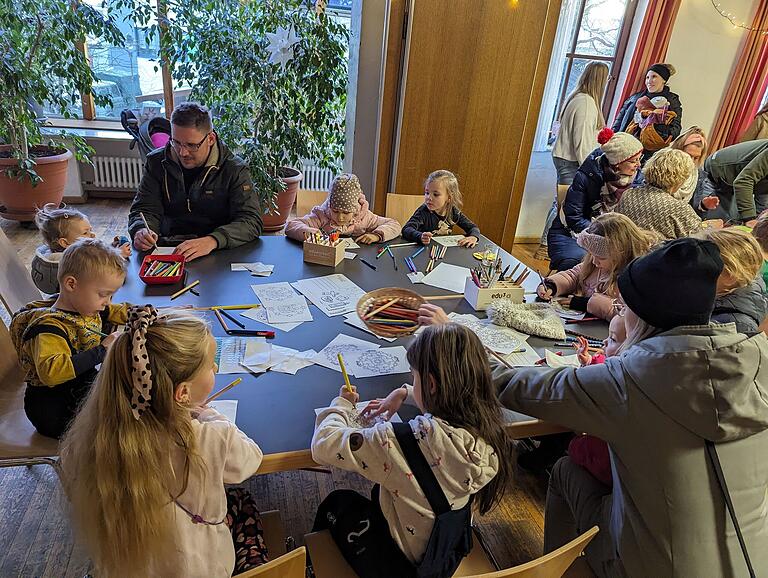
[547,217,585,271]
[540,157,580,245]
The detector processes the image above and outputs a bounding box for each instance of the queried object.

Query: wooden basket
[356,287,426,337]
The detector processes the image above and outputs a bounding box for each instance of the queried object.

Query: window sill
[42,119,132,142]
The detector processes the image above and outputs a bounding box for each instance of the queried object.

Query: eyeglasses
[170,132,212,153]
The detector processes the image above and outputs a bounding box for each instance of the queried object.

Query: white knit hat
[329,173,362,213]
[597,128,643,166]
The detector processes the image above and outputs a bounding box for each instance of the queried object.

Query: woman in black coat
[613,63,682,162]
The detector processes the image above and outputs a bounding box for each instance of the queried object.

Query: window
[534,0,637,150]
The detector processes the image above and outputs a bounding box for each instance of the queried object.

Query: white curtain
[533,0,581,152]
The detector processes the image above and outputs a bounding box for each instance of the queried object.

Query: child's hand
[355,233,379,244]
[361,387,408,421]
[557,296,572,308]
[119,243,132,258]
[573,336,592,366]
[458,235,478,248]
[102,331,121,349]
[702,196,720,210]
[417,303,450,326]
[339,385,359,404]
[421,232,433,245]
[537,283,553,301]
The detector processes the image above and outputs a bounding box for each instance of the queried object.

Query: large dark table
[116,236,607,472]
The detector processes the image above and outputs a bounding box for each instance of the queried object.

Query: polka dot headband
[127,304,158,420]
[329,173,362,213]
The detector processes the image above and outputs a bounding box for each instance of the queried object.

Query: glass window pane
[574,0,628,57]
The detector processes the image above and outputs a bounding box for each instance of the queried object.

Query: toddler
[32,204,131,294]
[285,173,401,244]
[402,170,480,247]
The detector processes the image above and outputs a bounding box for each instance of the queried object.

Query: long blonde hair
[670,126,708,168]
[560,61,609,127]
[579,213,660,296]
[59,312,211,577]
[425,170,464,219]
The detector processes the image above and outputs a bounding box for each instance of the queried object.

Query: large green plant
[0,0,124,184]
[117,0,348,214]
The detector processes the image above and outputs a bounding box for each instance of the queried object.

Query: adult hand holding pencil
[134,211,159,251]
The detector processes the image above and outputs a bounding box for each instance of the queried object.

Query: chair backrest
[0,227,41,317]
[385,193,424,228]
[556,184,570,228]
[296,189,328,219]
[234,546,306,578]
[464,526,599,578]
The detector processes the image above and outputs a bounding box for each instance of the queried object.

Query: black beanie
[648,63,671,82]
[617,238,723,330]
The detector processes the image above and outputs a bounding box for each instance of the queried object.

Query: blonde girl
[60,307,267,578]
[537,212,659,320]
[311,324,512,577]
[402,170,481,247]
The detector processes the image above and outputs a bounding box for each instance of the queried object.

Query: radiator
[89,156,332,191]
[92,156,144,190]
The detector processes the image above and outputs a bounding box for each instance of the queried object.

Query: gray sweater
[493,324,768,577]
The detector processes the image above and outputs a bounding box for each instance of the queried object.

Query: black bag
[313,422,474,578]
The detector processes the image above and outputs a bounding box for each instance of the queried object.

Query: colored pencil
[337,353,353,393]
[219,308,246,329]
[226,329,275,338]
[213,307,229,331]
[139,212,158,249]
[375,245,389,259]
[170,279,200,300]
[387,242,418,248]
[206,377,243,403]
[212,304,262,310]
[411,246,425,259]
[360,258,377,271]
[423,295,463,301]
[84,327,109,338]
[365,297,400,319]
[486,347,513,369]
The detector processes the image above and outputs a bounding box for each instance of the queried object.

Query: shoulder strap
[392,422,451,516]
[705,440,755,578]
[22,324,75,353]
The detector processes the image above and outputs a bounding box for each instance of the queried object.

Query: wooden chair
[295,189,328,218]
[555,184,570,228]
[234,547,306,578]
[304,526,598,578]
[0,227,41,317]
[0,319,58,469]
[385,193,424,227]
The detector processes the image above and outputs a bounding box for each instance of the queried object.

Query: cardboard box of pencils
[303,241,345,267]
[139,254,185,285]
[463,277,524,311]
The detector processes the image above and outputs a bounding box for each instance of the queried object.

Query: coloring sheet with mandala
[314,401,402,428]
[313,334,379,372]
[352,346,410,378]
[448,312,529,354]
[250,281,299,305]
[292,274,366,317]
[265,295,313,324]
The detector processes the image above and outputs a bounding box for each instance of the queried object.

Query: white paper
[421,262,471,294]
[448,313,528,355]
[209,400,238,423]
[407,272,425,284]
[431,234,465,247]
[292,274,366,317]
[351,346,411,378]
[250,282,298,306]
[500,348,542,367]
[231,262,274,275]
[151,246,176,255]
[343,313,398,342]
[340,238,360,250]
[314,401,402,427]
[344,252,357,260]
[241,340,290,373]
[215,337,264,374]
[240,307,302,332]
[270,348,317,375]
[265,295,313,324]
[314,334,379,372]
[551,301,586,321]
[545,349,581,368]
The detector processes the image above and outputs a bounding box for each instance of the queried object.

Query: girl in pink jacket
[286,173,401,244]
[536,213,659,320]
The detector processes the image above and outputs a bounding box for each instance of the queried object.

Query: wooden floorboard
[1,200,549,576]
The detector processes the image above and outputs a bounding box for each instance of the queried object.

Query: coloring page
[550,300,586,321]
[421,262,471,293]
[448,313,528,355]
[250,282,298,306]
[431,234,465,247]
[314,401,402,427]
[209,400,238,423]
[313,334,379,372]
[292,274,366,317]
[352,346,410,378]
[265,295,313,324]
[151,246,176,255]
[545,349,581,368]
[339,238,360,250]
[215,336,263,374]
[240,306,302,332]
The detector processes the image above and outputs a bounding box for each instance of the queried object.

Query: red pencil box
[139,254,185,285]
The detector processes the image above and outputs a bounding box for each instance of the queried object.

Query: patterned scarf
[600,162,634,213]
[126,305,158,419]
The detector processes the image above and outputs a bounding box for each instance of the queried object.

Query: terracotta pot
[0,145,72,222]
[262,167,303,232]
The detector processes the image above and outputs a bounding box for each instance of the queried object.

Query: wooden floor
[0,200,550,576]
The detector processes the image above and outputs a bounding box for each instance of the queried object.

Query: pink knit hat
[597,128,643,166]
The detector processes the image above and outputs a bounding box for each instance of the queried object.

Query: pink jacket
[285,193,401,242]
[547,262,616,320]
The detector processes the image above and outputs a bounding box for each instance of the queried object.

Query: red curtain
[709,3,768,151]
[612,0,682,121]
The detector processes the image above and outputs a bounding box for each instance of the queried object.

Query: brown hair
[560,61,609,127]
[58,238,127,283]
[171,102,213,132]
[579,213,660,296]
[694,228,763,288]
[59,312,211,577]
[752,210,768,253]
[670,126,708,167]
[406,324,513,515]
[34,203,89,251]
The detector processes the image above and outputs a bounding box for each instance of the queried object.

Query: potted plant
[0,1,124,222]
[119,0,348,230]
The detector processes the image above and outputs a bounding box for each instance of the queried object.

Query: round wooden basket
[356,287,426,337]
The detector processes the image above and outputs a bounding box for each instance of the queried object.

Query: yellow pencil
[337,353,353,393]
[170,279,200,300]
[212,304,262,310]
[206,377,243,403]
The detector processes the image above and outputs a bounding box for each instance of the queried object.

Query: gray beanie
[329,173,362,213]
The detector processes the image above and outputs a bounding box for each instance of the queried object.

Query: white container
[463,277,524,311]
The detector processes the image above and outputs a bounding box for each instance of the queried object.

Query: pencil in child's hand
[337,353,353,393]
[206,377,243,403]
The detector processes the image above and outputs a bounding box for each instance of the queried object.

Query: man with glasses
[128,103,262,260]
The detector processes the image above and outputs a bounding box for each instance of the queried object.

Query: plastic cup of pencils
[139,254,186,285]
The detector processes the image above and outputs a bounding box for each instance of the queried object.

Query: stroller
[120,109,172,163]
